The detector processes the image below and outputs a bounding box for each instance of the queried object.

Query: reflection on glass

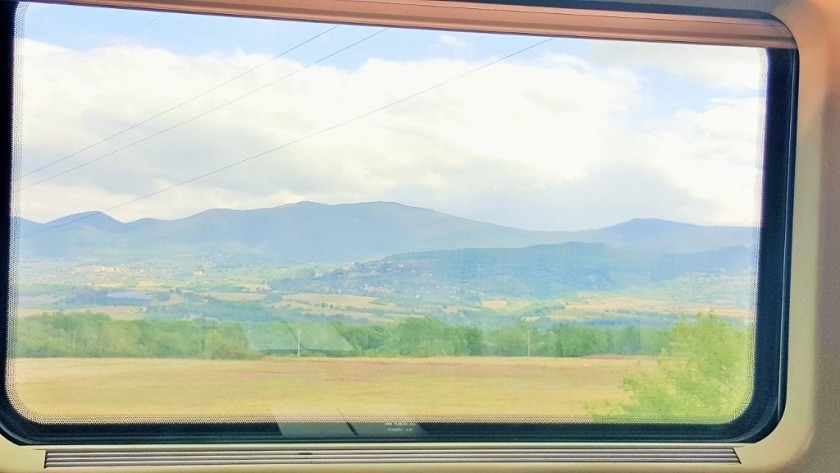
[8,3,765,426]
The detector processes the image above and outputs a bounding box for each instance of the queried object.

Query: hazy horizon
[14,200,760,233]
[14,4,767,232]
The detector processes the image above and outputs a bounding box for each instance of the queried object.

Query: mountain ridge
[15,201,757,265]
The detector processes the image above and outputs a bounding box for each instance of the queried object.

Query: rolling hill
[269,242,755,300]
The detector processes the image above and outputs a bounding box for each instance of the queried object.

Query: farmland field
[7,356,656,422]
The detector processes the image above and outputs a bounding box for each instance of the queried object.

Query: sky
[12,2,768,232]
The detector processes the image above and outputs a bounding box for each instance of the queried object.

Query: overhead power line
[19,37,551,239]
[22,24,340,180]
[22,27,382,190]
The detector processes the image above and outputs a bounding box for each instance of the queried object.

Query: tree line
[330,318,671,357]
[11,312,675,359]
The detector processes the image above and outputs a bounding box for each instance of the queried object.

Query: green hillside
[269,242,754,301]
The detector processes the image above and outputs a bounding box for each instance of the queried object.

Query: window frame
[0,0,798,446]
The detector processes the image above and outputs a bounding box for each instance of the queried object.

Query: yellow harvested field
[271,302,382,321]
[565,295,753,319]
[481,300,508,310]
[16,294,62,305]
[283,293,402,311]
[481,299,532,311]
[11,308,54,317]
[199,291,266,302]
[7,357,656,423]
[134,281,168,290]
[241,284,271,292]
[14,306,146,320]
[678,306,753,318]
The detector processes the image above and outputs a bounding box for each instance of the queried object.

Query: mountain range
[14,201,757,266]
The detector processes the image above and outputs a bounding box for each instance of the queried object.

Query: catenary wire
[22,24,339,179]
[19,37,551,239]
[21,27,383,190]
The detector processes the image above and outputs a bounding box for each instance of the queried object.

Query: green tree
[589,313,753,422]
[487,325,528,356]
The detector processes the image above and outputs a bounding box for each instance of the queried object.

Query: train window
[0,1,795,446]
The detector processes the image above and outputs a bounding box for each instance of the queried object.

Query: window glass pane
[8,2,766,427]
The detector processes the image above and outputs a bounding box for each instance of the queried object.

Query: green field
[7,356,657,422]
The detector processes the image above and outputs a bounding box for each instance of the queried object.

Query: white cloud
[13,38,766,231]
[590,40,766,91]
[437,35,470,53]
[638,97,765,225]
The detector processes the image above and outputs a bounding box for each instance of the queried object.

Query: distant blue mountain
[574,218,758,254]
[13,202,757,266]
